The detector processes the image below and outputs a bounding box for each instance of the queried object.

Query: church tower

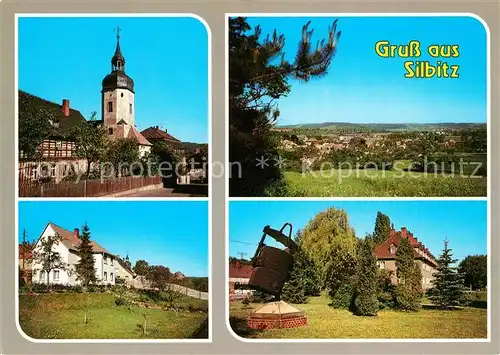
[101,27,135,139]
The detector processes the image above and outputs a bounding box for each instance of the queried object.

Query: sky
[229,200,487,262]
[18,201,209,277]
[18,16,209,143]
[244,16,488,125]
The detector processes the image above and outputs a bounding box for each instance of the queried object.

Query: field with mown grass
[229,294,487,339]
[282,169,486,197]
[19,292,208,339]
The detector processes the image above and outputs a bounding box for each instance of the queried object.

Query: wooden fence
[19,175,162,197]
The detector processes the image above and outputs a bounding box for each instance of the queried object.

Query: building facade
[18,91,89,183]
[30,222,135,286]
[375,227,438,290]
[228,260,253,302]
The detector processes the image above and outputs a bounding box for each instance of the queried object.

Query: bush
[115,297,126,306]
[377,290,396,310]
[330,283,354,309]
[249,290,274,303]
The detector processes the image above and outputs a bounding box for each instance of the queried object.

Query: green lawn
[229,295,487,339]
[19,293,208,339]
[283,169,486,197]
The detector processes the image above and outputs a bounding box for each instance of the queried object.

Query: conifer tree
[428,239,465,309]
[352,239,379,316]
[373,212,391,246]
[229,17,342,196]
[394,238,421,311]
[281,248,319,303]
[75,223,97,287]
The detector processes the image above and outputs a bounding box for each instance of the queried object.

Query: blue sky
[229,200,487,262]
[244,16,487,125]
[18,16,209,143]
[19,201,209,277]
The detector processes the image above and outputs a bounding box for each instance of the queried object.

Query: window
[110,273,114,281]
[40,270,45,281]
[107,101,113,112]
[55,141,62,149]
[108,128,114,135]
[129,103,132,114]
[51,164,56,177]
[53,270,60,281]
[104,272,107,281]
[110,258,114,266]
[104,256,107,265]
[121,93,124,97]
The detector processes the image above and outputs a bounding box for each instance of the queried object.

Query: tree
[32,233,68,290]
[458,255,487,290]
[229,17,342,196]
[429,239,466,309]
[148,141,180,183]
[104,138,140,177]
[281,247,319,303]
[373,212,391,246]
[69,115,108,177]
[74,223,97,287]
[299,208,357,293]
[18,93,55,159]
[148,265,172,291]
[133,260,150,276]
[352,239,379,316]
[394,238,421,311]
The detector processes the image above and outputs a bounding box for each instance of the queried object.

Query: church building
[100,28,152,157]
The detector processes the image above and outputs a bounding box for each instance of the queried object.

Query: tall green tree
[104,138,140,177]
[352,239,379,316]
[32,233,68,290]
[228,17,341,196]
[133,260,150,276]
[299,208,357,297]
[373,212,391,246]
[281,247,320,303]
[458,255,487,290]
[429,240,466,309]
[69,115,108,177]
[74,223,97,287]
[18,93,55,159]
[394,238,421,311]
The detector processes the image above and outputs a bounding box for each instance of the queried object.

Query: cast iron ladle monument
[247,223,307,329]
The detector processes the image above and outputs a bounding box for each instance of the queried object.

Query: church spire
[111,26,125,72]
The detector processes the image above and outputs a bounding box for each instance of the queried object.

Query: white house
[31,222,135,286]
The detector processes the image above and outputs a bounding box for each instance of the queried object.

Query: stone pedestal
[247,301,307,329]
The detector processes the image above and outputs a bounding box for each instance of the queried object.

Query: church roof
[18,90,86,137]
[127,126,153,146]
[102,71,134,92]
[46,222,112,255]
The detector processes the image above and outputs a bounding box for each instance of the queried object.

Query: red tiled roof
[374,227,437,266]
[127,126,152,146]
[48,223,112,255]
[229,261,253,279]
[141,126,181,143]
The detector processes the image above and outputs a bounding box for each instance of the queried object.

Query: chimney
[73,228,79,238]
[401,227,407,237]
[62,99,70,117]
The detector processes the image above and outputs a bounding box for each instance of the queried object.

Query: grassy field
[229,295,487,339]
[283,169,487,197]
[19,293,208,339]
